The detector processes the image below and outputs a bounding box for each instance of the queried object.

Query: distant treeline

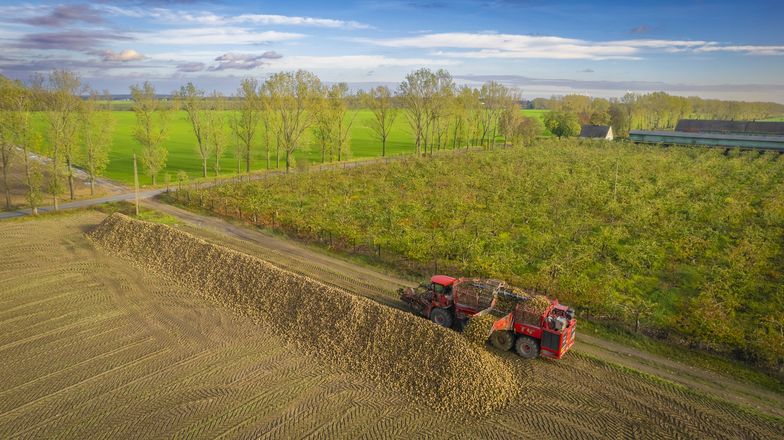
[531,93,784,136]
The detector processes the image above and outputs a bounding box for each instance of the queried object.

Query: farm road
[144,199,784,419]
[0,148,481,220]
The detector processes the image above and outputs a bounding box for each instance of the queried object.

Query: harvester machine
[399,275,577,359]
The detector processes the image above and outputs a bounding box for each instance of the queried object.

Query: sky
[1,0,783,102]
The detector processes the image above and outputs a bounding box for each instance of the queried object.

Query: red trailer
[400,275,576,359]
[486,299,576,359]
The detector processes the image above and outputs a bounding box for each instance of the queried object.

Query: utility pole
[133,153,140,216]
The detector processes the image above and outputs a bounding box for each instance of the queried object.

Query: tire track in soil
[146,199,784,422]
[1,212,782,439]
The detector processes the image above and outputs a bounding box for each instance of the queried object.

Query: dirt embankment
[88,213,519,415]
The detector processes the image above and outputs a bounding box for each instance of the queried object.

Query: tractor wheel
[490,331,514,351]
[430,308,453,328]
[515,336,540,359]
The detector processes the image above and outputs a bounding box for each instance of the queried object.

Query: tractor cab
[427,275,456,310]
[430,275,455,296]
[399,275,457,327]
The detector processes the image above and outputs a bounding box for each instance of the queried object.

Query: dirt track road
[0,153,434,220]
[144,199,784,419]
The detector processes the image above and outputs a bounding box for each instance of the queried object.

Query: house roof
[579,125,611,138]
[675,119,784,136]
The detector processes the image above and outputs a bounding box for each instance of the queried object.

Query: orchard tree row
[178,139,784,371]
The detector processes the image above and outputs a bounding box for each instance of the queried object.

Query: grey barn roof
[579,125,611,138]
[675,119,784,136]
[629,130,784,151]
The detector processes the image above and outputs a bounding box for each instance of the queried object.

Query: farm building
[579,125,614,140]
[630,119,784,152]
[674,119,784,136]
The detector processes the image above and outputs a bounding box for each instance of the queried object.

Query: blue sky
[1,0,783,102]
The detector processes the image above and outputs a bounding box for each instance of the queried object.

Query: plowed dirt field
[0,212,781,439]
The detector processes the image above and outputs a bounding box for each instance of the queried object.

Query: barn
[629,120,784,151]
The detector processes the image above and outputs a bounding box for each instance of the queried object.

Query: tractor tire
[430,308,453,328]
[515,336,540,359]
[490,330,514,352]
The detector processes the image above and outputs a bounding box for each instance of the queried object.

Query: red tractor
[400,275,576,359]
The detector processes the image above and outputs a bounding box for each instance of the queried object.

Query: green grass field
[762,116,784,121]
[32,109,548,185]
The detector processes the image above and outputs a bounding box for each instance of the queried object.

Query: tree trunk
[66,158,75,200]
[23,152,37,214]
[285,150,290,173]
[382,137,386,157]
[635,312,641,333]
[2,168,10,210]
[152,174,157,185]
[90,176,95,196]
[246,145,251,173]
[202,159,207,178]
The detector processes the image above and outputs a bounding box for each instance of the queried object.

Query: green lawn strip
[30,108,552,186]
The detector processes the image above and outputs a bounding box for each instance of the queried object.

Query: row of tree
[222,68,543,174]
[532,92,784,137]
[0,72,114,212]
[1,68,545,211]
[5,68,782,211]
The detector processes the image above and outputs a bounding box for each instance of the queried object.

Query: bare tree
[428,70,455,155]
[264,70,321,173]
[362,85,398,157]
[478,81,509,149]
[312,86,334,163]
[130,82,172,185]
[176,82,210,177]
[80,90,115,195]
[258,82,276,169]
[2,79,44,213]
[329,83,358,162]
[0,77,18,209]
[206,91,229,176]
[44,70,81,207]
[399,68,437,156]
[233,78,262,173]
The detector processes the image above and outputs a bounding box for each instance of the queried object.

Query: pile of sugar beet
[89,214,522,415]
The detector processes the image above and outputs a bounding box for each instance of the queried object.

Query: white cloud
[132,28,305,46]
[94,49,146,62]
[694,44,784,55]
[220,13,370,30]
[209,51,283,70]
[267,55,458,70]
[101,6,370,29]
[363,32,784,60]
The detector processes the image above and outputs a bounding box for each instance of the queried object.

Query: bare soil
[0,158,122,212]
[1,212,781,438]
[145,198,784,420]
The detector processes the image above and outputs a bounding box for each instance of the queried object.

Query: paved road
[145,199,784,419]
[0,148,480,221]
[0,189,165,219]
